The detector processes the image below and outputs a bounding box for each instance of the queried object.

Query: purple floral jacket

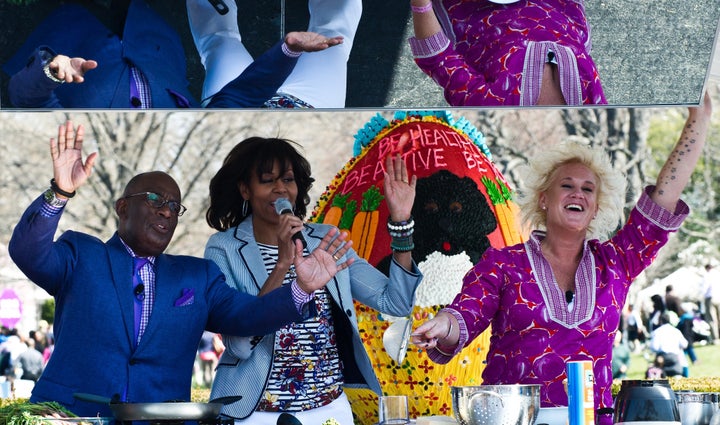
[429,187,688,424]
[409,0,607,106]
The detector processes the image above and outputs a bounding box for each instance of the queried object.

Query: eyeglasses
[123,192,187,217]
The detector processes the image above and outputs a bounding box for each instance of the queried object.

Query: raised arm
[384,153,417,271]
[9,121,97,289]
[651,93,712,211]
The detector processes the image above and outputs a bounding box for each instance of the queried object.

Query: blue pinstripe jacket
[205,218,422,419]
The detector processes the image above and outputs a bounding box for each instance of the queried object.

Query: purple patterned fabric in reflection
[408,0,607,106]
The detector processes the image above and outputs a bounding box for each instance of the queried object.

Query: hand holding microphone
[274,197,307,249]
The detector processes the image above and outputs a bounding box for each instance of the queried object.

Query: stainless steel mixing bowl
[677,392,718,425]
[451,384,541,425]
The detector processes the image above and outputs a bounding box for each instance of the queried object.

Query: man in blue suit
[8,121,353,418]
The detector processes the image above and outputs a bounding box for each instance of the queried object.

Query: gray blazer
[205,218,422,419]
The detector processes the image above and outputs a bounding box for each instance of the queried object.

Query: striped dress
[255,243,344,412]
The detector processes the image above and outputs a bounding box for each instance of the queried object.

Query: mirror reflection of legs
[0,0,718,108]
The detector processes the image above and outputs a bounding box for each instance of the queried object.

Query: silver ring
[332,254,340,261]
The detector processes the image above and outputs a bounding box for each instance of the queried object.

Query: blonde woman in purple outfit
[412,94,712,425]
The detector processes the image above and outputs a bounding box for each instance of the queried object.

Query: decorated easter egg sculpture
[310,111,525,425]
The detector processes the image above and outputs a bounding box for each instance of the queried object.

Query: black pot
[613,380,680,424]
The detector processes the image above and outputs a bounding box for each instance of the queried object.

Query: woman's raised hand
[383,151,417,222]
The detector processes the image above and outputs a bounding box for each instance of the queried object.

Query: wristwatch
[38,47,64,84]
[44,187,68,208]
[43,64,64,84]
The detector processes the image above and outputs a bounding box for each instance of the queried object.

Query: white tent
[634,266,705,314]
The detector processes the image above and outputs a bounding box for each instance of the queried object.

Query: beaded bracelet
[411,2,433,13]
[388,227,414,238]
[388,226,415,237]
[387,216,414,231]
[388,216,415,252]
[390,236,415,252]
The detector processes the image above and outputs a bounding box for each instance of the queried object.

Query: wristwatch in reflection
[38,47,64,84]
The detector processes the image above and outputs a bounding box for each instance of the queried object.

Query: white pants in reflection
[186,0,361,107]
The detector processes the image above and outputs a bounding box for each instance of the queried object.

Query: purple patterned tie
[132,257,149,346]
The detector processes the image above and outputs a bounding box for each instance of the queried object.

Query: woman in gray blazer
[204,137,422,424]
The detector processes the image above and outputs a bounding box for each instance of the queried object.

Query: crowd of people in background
[617,268,720,380]
[0,323,229,392]
[0,322,53,384]
[0,322,229,391]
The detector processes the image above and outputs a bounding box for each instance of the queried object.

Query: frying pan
[73,393,240,421]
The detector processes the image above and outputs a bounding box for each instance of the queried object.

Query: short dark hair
[206,137,314,231]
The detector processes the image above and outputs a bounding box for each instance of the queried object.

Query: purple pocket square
[174,288,195,307]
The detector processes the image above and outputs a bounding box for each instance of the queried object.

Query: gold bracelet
[43,64,64,84]
[444,321,453,340]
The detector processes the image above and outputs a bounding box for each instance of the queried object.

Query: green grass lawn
[625,342,720,379]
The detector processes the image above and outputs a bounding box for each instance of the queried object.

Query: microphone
[277,413,303,425]
[274,198,307,249]
[565,290,574,304]
[134,283,144,297]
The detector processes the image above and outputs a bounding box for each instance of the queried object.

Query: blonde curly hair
[515,139,627,241]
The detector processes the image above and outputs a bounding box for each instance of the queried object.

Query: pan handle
[74,392,114,405]
[210,395,243,405]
